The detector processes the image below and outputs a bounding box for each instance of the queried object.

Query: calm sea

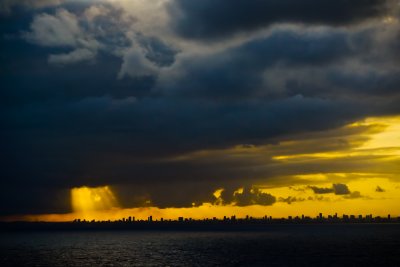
[1,224,400,266]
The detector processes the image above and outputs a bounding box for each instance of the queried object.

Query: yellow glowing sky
[71,186,118,214]
[3,115,400,222]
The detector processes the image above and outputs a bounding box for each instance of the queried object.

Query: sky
[1,0,400,221]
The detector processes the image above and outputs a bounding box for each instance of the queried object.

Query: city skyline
[2,212,399,233]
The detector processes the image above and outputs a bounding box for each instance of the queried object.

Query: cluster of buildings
[72,213,399,224]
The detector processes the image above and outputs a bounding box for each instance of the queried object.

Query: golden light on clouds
[361,116,400,151]
[272,116,400,162]
[383,16,398,24]
[3,116,400,222]
[71,186,119,214]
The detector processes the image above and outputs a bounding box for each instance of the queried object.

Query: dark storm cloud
[22,4,134,64]
[160,29,352,100]
[137,35,179,67]
[1,1,400,215]
[169,0,389,39]
[0,5,167,104]
[114,181,219,209]
[161,23,400,103]
[0,0,62,15]
[1,95,363,169]
[0,186,71,215]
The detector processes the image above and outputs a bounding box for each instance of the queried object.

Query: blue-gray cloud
[169,0,389,39]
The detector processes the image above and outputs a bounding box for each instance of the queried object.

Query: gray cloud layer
[168,0,390,39]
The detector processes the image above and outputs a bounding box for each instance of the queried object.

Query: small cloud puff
[376,186,385,192]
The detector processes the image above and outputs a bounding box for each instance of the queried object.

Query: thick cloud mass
[309,184,351,195]
[169,0,389,39]
[1,0,400,215]
[218,187,276,206]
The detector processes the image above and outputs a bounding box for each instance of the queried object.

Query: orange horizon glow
[2,115,400,222]
[2,197,399,223]
[3,176,400,222]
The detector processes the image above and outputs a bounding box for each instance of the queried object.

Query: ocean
[1,224,400,266]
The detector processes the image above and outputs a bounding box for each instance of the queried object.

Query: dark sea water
[1,224,400,266]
